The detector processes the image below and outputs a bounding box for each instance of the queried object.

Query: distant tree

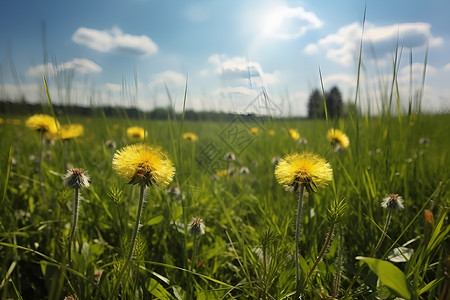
[307,89,324,118]
[307,86,343,119]
[325,86,343,118]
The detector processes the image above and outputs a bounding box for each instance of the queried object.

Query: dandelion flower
[63,168,90,189]
[327,129,349,150]
[268,129,275,136]
[216,169,228,177]
[26,114,59,134]
[249,127,259,135]
[59,124,84,140]
[381,194,404,211]
[275,152,332,193]
[110,143,175,297]
[182,132,199,142]
[288,129,300,141]
[126,126,146,140]
[112,143,175,187]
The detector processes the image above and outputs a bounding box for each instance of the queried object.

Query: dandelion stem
[39,132,44,186]
[305,222,335,284]
[294,185,305,299]
[346,210,392,294]
[68,188,79,263]
[191,234,198,272]
[111,183,146,298]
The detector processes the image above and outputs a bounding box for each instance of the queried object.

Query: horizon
[1,0,449,116]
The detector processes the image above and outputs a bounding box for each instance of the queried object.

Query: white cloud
[27,58,102,77]
[260,5,322,39]
[149,71,186,89]
[105,83,122,92]
[212,86,259,97]
[72,26,158,57]
[208,54,278,85]
[443,63,450,71]
[305,22,443,66]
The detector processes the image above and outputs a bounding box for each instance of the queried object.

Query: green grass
[0,109,448,299]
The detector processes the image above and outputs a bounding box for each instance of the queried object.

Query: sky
[1,0,449,116]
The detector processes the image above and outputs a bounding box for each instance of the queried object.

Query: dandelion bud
[189,217,205,236]
[381,194,404,211]
[63,169,90,189]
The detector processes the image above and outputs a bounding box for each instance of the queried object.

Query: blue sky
[1,0,449,116]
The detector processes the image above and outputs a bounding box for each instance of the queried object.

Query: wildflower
[288,129,300,141]
[59,124,84,140]
[327,129,349,150]
[110,143,175,298]
[25,114,59,134]
[126,126,146,140]
[189,217,205,236]
[240,166,250,175]
[381,194,404,211]
[112,143,175,187]
[62,169,90,189]
[419,137,430,144]
[268,129,275,136]
[275,152,332,193]
[271,156,281,165]
[105,139,117,150]
[94,269,104,284]
[298,138,308,145]
[275,151,332,298]
[224,152,235,161]
[0,117,4,124]
[216,169,228,177]
[182,132,199,142]
[249,127,259,135]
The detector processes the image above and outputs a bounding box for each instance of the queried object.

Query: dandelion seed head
[381,194,404,211]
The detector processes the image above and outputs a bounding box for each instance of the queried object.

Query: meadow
[0,104,449,299]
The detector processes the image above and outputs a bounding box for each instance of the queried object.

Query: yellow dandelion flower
[275,152,332,193]
[60,124,84,140]
[288,129,300,141]
[182,132,199,142]
[25,114,59,134]
[249,127,259,135]
[216,169,228,177]
[126,126,146,140]
[327,128,349,150]
[268,129,275,136]
[0,117,4,124]
[112,143,175,187]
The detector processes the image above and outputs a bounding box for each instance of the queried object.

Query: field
[0,108,449,299]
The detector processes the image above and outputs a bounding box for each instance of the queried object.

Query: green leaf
[357,257,411,299]
[145,215,164,226]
